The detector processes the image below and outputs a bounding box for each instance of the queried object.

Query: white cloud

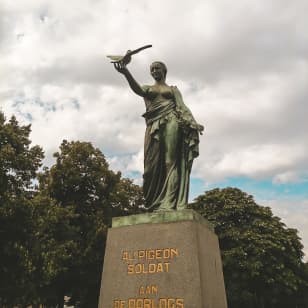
[1,0,308,253]
[261,198,308,261]
[272,171,301,184]
[1,0,307,180]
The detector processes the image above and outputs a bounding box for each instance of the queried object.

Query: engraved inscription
[139,285,158,295]
[127,262,170,274]
[113,298,184,308]
[121,248,178,275]
[122,248,178,262]
[113,247,184,307]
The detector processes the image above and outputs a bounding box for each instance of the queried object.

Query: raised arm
[114,62,146,97]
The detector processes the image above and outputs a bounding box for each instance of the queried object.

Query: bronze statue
[109,46,203,211]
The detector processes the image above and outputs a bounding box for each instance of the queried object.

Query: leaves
[0,113,43,200]
[37,140,144,307]
[0,113,45,306]
[190,187,308,308]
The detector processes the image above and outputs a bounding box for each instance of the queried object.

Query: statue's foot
[154,207,175,212]
[176,204,188,211]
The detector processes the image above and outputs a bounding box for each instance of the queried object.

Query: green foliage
[0,112,43,200]
[0,112,144,307]
[298,262,308,307]
[43,140,118,211]
[38,140,144,307]
[110,177,145,217]
[29,195,78,306]
[0,112,44,306]
[190,187,308,308]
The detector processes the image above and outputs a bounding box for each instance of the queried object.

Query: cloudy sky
[1,0,307,258]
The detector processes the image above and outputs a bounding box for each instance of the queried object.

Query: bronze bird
[107,44,152,65]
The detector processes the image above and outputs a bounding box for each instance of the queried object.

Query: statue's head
[150,61,167,81]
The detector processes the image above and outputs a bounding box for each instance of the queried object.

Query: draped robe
[142,85,201,210]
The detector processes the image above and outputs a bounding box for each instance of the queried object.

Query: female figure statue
[114,60,203,211]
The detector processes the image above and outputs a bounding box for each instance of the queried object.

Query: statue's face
[151,63,165,81]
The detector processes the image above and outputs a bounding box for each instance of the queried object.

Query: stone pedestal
[98,210,228,308]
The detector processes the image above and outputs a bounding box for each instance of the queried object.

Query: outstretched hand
[114,61,128,74]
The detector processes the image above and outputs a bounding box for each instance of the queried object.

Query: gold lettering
[163,249,170,259]
[136,299,143,308]
[139,286,145,295]
[142,264,148,274]
[149,263,156,273]
[159,298,167,308]
[176,299,184,308]
[165,262,170,272]
[168,299,175,308]
[155,249,162,259]
[121,298,183,308]
[138,250,145,259]
[128,299,135,308]
[170,248,178,258]
[128,262,173,274]
[125,251,136,261]
[156,263,163,273]
[152,285,158,294]
[127,264,134,274]
[122,248,179,262]
[122,251,129,261]
[148,249,155,259]
[113,300,125,308]
[138,285,159,295]
[144,299,152,308]
[157,298,184,308]
[135,263,142,274]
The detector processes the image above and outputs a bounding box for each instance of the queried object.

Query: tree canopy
[0,112,43,199]
[190,187,308,308]
[0,112,144,307]
[37,140,144,307]
[0,112,44,305]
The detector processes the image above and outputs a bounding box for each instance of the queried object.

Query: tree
[39,140,144,307]
[0,112,44,306]
[0,112,43,200]
[110,177,145,217]
[29,194,78,307]
[190,187,308,308]
[301,262,308,306]
[0,112,145,307]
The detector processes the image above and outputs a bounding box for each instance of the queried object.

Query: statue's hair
[150,61,167,78]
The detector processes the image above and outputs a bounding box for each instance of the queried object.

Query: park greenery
[0,111,307,308]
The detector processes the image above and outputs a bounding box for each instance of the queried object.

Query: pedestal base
[98,210,227,308]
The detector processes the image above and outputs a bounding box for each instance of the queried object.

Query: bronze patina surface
[111,49,204,211]
[112,209,214,231]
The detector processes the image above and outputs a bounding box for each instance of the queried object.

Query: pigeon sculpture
[107,44,152,65]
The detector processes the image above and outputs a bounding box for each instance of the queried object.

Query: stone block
[98,210,228,308]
